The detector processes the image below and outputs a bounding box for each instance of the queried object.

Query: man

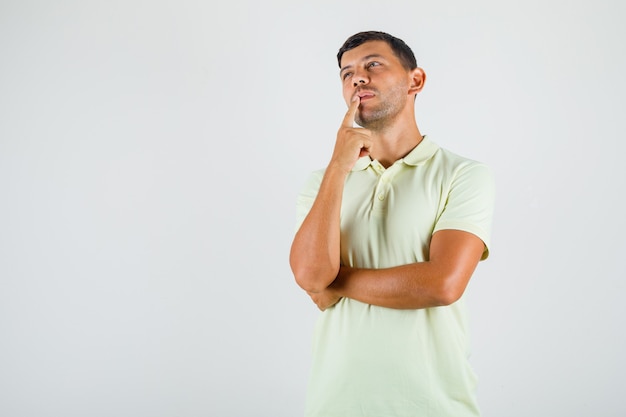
[289,31,495,417]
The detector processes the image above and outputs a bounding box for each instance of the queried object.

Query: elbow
[433,275,469,306]
[435,288,463,306]
[296,278,326,294]
[289,257,336,293]
[289,242,339,292]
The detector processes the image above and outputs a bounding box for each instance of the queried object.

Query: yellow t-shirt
[295,137,496,417]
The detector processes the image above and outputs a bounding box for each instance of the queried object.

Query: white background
[1,1,625,416]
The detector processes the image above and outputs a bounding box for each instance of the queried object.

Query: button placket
[374,169,394,205]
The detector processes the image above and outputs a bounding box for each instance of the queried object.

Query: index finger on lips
[341,96,360,128]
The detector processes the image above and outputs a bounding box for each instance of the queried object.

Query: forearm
[327,230,485,309]
[329,264,453,309]
[289,166,348,293]
[291,96,373,294]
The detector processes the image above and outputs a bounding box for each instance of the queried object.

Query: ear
[408,67,426,95]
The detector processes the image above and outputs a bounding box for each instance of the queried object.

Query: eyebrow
[339,54,386,76]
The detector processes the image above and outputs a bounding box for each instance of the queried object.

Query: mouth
[354,90,375,102]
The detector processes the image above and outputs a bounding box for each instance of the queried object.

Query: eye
[367,61,381,68]
[342,71,352,80]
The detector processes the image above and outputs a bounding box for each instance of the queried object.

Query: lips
[356,90,375,101]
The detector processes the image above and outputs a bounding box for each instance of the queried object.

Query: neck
[368,119,423,168]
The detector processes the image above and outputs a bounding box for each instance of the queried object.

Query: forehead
[339,40,396,67]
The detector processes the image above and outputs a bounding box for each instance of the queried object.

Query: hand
[329,96,373,173]
[307,287,342,311]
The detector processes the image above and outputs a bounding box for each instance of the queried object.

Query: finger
[341,96,360,128]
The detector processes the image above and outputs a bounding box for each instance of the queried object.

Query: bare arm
[308,229,485,310]
[289,97,372,293]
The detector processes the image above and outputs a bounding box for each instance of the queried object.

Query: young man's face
[338,40,416,129]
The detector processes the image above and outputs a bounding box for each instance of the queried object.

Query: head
[337,31,418,72]
[337,31,425,130]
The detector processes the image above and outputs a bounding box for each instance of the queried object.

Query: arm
[308,229,485,310]
[289,166,346,293]
[289,97,372,293]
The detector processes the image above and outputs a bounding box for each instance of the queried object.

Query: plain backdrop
[1,1,625,416]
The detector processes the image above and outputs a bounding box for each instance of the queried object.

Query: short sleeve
[433,163,496,260]
[294,169,325,233]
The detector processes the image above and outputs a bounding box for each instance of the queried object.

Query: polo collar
[402,136,439,166]
[350,135,439,171]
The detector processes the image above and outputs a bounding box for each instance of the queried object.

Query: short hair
[337,31,418,70]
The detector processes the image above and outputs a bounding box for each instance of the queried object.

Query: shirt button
[377,193,385,201]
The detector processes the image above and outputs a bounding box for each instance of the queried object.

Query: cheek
[388,82,410,99]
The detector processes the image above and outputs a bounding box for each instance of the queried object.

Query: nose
[352,69,368,87]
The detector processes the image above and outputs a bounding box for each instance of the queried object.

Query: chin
[357,113,380,126]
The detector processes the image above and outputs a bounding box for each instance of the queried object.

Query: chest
[339,166,450,266]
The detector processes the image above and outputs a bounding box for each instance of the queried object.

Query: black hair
[337,31,418,70]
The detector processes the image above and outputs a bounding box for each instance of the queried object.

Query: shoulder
[430,145,493,182]
[434,145,487,167]
[297,167,326,198]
